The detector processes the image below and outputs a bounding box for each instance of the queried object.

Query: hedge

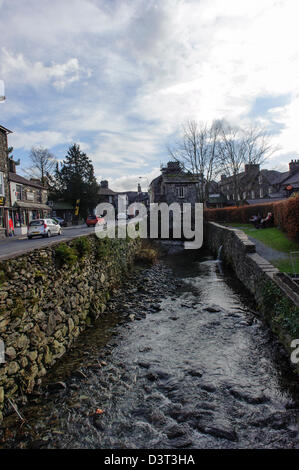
[204,194,299,240]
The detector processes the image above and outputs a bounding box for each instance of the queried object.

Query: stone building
[219,163,286,205]
[0,125,12,238]
[118,183,149,217]
[98,180,117,206]
[1,124,51,237]
[149,161,199,206]
[271,159,299,197]
[9,162,50,235]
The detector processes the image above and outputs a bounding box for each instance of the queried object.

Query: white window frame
[0,172,4,196]
[16,184,22,201]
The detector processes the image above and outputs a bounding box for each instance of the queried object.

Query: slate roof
[9,172,46,189]
[98,187,117,196]
[245,197,285,205]
[280,171,299,186]
[0,124,12,134]
[52,201,74,210]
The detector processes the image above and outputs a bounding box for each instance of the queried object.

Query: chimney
[137,183,141,193]
[244,163,260,176]
[100,180,108,188]
[168,161,180,169]
[9,158,16,173]
[289,159,299,175]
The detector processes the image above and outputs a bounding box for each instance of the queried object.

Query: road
[0,225,95,261]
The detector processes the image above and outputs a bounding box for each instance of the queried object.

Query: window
[251,190,255,199]
[29,220,44,226]
[0,208,4,227]
[37,190,42,203]
[0,172,4,196]
[177,186,185,198]
[243,191,246,199]
[16,184,22,201]
[260,188,263,198]
[268,186,273,195]
[26,191,34,201]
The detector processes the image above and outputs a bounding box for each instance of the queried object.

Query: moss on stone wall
[205,221,299,374]
[261,281,299,338]
[0,234,140,421]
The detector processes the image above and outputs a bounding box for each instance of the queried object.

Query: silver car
[28,219,62,239]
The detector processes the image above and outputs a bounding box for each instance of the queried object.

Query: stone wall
[204,222,299,372]
[0,234,140,421]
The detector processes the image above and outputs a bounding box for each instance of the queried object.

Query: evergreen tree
[54,144,99,218]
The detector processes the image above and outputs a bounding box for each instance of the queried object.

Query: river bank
[1,246,298,449]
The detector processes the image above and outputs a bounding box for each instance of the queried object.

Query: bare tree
[168,120,222,202]
[24,146,57,186]
[218,122,276,203]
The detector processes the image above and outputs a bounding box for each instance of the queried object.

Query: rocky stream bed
[0,246,298,449]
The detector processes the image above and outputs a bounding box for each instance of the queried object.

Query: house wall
[0,130,10,239]
[164,183,198,205]
[219,178,269,201]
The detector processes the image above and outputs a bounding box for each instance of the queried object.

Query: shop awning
[14,201,51,210]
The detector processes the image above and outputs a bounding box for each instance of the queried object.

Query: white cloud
[1,0,299,181]
[1,48,85,89]
[10,130,73,150]
[98,167,161,192]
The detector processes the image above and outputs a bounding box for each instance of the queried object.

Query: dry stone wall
[0,234,140,421]
[204,222,299,373]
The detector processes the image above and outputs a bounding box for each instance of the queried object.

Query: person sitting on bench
[260,212,273,228]
[249,213,261,228]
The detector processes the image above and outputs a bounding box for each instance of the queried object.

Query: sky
[0,0,299,191]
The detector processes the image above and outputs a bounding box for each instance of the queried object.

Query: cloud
[10,130,73,150]
[1,0,299,189]
[99,167,161,192]
[1,48,85,89]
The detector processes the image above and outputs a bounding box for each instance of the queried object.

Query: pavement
[0,224,94,261]
[230,225,287,263]
[247,236,287,262]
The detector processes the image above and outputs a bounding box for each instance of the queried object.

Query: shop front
[12,201,51,235]
[0,196,7,239]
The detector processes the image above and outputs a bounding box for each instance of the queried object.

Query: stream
[0,246,298,449]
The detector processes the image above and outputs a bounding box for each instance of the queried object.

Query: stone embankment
[205,221,299,372]
[0,234,140,421]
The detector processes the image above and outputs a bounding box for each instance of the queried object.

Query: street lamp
[0,80,5,102]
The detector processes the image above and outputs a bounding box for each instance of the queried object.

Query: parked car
[86,215,106,227]
[53,216,67,227]
[28,219,62,239]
